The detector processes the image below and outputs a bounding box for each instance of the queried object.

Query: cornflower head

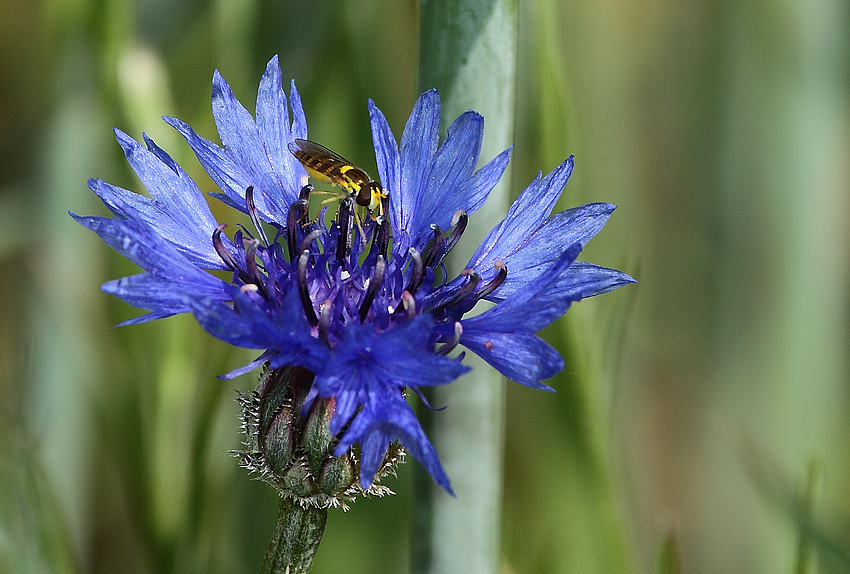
[73,56,634,506]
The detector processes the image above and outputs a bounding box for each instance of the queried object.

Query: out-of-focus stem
[415,1,518,573]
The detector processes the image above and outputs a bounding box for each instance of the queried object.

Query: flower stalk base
[260,497,328,574]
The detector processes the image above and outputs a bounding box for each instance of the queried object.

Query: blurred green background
[1,0,848,573]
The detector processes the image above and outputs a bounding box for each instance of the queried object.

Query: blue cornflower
[73,56,634,499]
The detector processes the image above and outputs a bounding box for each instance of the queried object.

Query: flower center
[211,184,507,351]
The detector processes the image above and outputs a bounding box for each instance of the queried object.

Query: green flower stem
[259,498,328,574]
[416,1,518,573]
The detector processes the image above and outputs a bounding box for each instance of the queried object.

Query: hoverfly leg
[352,209,367,247]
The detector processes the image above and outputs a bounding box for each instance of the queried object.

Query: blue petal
[115,310,180,327]
[206,191,246,212]
[218,353,272,380]
[416,111,484,224]
[184,294,271,350]
[473,201,621,300]
[358,316,470,388]
[210,67,294,223]
[443,146,510,223]
[464,155,631,303]
[467,157,575,273]
[288,80,308,141]
[165,60,307,227]
[185,290,330,373]
[333,391,453,494]
[371,91,511,255]
[163,116,258,215]
[465,243,582,333]
[90,130,232,269]
[459,331,560,391]
[394,90,441,250]
[511,260,637,305]
[314,315,469,435]
[411,113,508,245]
[503,202,615,263]
[73,215,219,281]
[72,215,233,318]
[368,99,401,227]
[460,245,582,388]
[255,56,289,161]
[255,56,309,208]
[102,274,222,320]
[88,177,231,271]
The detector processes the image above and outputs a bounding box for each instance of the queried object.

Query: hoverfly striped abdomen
[288,139,385,210]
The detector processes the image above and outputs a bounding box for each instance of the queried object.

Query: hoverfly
[288,138,387,216]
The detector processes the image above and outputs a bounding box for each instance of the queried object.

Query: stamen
[374,216,390,258]
[430,269,480,314]
[473,260,507,300]
[318,299,332,343]
[213,224,239,271]
[367,216,390,261]
[286,197,309,261]
[297,250,319,327]
[336,197,354,264]
[299,184,313,202]
[450,209,465,227]
[422,225,445,268]
[436,322,463,355]
[298,229,323,256]
[454,269,480,298]
[244,238,267,296]
[401,290,416,320]
[404,248,424,295]
[440,211,468,263]
[358,255,385,323]
[245,186,270,246]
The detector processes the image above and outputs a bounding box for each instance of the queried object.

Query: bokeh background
[1,0,848,573]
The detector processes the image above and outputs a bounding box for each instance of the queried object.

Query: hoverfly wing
[289,138,361,189]
[289,139,353,168]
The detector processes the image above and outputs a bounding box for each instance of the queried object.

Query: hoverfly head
[357,181,385,211]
